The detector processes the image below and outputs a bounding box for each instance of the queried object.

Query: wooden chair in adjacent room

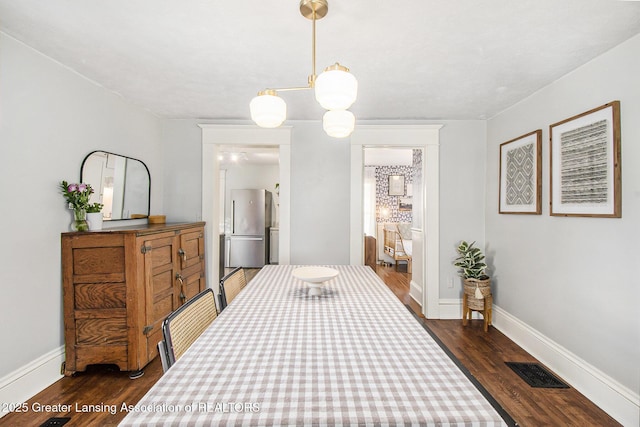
[157,288,218,372]
[218,267,247,311]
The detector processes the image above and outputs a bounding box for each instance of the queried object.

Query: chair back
[219,267,247,311]
[162,288,218,370]
[396,224,410,254]
[157,340,170,373]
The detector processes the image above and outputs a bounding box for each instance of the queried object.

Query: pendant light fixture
[250,0,357,138]
[322,109,355,138]
[250,90,286,128]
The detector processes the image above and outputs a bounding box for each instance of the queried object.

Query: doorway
[363,147,422,306]
[350,125,442,318]
[200,125,292,289]
[218,146,280,275]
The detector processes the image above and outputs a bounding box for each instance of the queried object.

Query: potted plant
[60,181,93,231]
[454,240,491,304]
[86,202,104,231]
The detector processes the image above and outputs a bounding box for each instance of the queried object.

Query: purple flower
[61,180,94,213]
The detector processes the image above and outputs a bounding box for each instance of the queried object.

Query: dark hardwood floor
[377,264,619,427]
[0,360,163,426]
[1,265,620,426]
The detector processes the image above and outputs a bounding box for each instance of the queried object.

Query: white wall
[437,120,487,298]
[289,122,352,264]
[160,119,204,222]
[486,33,640,415]
[0,32,162,393]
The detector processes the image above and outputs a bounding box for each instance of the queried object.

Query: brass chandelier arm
[257,87,311,97]
[259,0,321,95]
[271,86,313,92]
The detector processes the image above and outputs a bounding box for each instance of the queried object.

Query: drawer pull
[176,273,186,303]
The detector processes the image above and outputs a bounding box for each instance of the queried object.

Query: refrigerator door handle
[231,200,235,234]
[230,236,263,241]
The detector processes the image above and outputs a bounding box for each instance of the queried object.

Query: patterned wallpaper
[374,149,422,223]
[412,148,423,227]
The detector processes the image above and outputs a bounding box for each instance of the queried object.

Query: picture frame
[388,175,405,196]
[398,197,412,211]
[550,101,621,217]
[499,130,542,214]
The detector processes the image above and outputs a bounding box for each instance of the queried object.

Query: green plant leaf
[452,240,488,279]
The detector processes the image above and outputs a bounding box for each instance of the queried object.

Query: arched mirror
[80,151,151,221]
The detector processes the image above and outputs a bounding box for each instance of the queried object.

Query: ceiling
[1,1,639,121]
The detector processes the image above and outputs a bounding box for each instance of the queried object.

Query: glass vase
[71,208,89,232]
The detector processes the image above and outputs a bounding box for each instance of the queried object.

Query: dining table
[119,264,510,426]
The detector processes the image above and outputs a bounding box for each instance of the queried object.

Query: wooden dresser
[61,222,206,376]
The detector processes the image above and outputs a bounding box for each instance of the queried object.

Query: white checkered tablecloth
[119,265,507,426]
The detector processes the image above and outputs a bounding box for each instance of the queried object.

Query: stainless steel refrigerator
[226,189,272,268]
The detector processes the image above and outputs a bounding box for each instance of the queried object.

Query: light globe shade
[315,64,358,110]
[323,110,355,138]
[250,91,286,128]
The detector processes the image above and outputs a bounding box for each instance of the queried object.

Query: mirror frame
[80,150,151,221]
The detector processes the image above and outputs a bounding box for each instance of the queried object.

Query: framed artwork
[388,175,405,196]
[499,130,542,214]
[398,197,412,211]
[550,101,621,217]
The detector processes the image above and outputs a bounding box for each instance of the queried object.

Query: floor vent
[40,417,71,427]
[505,362,569,388]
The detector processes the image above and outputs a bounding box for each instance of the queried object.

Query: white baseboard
[409,280,423,305]
[0,346,64,418]
[438,298,462,319]
[492,306,639,427]
[438,298,484,319]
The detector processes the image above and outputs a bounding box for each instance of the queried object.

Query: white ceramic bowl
[292,266,340,283]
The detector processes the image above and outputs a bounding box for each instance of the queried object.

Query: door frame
[200,124,292,289]
[350,124,442,318]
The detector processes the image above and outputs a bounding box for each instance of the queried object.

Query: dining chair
[218,267,247,311]
[158,288,218,372]
[157,340,170,373]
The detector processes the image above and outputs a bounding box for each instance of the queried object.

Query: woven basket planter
[463,278,491,310]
